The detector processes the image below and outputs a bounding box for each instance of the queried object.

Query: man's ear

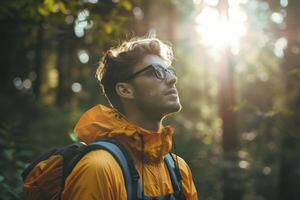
[115,82,135,99]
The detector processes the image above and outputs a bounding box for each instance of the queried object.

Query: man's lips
[165,88,178,96]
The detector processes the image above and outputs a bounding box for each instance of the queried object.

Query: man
[61,37,198,199]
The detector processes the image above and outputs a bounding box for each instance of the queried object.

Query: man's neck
[123,107,163,132]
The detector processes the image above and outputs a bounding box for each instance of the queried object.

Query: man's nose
[165,71,177,85]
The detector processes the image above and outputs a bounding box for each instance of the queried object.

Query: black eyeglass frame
[122,64,176,81]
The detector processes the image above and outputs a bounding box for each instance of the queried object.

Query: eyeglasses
[123,64,176,81]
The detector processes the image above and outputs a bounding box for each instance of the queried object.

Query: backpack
[22,139,185,200]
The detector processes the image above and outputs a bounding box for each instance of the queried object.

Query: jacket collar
[74,104,175,162]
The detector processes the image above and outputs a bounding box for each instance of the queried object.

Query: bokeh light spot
[280,0,288,7]
[239,160,249,169]
[133,7,144,20]
[78,50,89,63]
[271,12,284,24]
[65,15,74,24]
[86,0,98,3]
[263,166,272,175]
[71,82,82,93]
[274,37,287,58]
[204,0,219,7]
[23,79,32,89]
[13,77,23,90]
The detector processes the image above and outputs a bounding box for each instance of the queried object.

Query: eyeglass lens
[153,65,176,80]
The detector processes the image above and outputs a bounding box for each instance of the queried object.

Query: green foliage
[69,132,79,142]
[0,123,30,199]
[37,0,69,16]
[0,94,78,199]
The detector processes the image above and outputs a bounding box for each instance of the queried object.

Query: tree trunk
[279,1,300,199]
[0,19,15,93]
[219,49,242,200]
[135,0,150,36]
[33,20,44,98]
[56,35,68,106]
[218,1,242,199]
[167,1,176,42]
[55,25,75,106]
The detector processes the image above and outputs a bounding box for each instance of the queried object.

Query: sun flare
[194,0,248,53]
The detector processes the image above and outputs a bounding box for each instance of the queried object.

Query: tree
[279,0,300,199]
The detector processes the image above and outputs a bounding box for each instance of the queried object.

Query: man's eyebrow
[152,63,168,68]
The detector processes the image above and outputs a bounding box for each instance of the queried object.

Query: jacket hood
[74,104,175,162]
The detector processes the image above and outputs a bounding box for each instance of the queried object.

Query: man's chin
[164,102,182,115]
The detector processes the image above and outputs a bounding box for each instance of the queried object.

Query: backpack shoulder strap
[88,140,133,200]
[61,142,87,184]
[60,139,141,200]
[164,153,185,199]
[86,139,141,200]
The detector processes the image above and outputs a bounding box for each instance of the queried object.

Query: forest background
[0,0,299,199]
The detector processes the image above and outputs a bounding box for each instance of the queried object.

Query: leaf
[37,6,49,16]
[44,0,56,11]
[121,0,132,11]
[104,22,113,34]
[69,132,79,142]
[4,149,14,160]
[0,176,4,182]
[58,2,70,14]
[289,68,300,77]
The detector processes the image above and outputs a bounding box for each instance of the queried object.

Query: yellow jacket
[61,105,198,200]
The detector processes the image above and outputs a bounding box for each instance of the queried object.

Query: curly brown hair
[96,36,174,113]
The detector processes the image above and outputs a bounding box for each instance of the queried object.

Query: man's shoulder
[75,149,122,172]
[169,153,192,174]
[63,149,127,199]
[169,153,188,165]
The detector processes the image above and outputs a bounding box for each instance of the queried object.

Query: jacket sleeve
[61,150,127,200]
[176,155,198,200]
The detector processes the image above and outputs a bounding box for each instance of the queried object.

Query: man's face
[130,54,181,118]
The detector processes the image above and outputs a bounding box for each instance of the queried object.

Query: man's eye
[141,69,154,77]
